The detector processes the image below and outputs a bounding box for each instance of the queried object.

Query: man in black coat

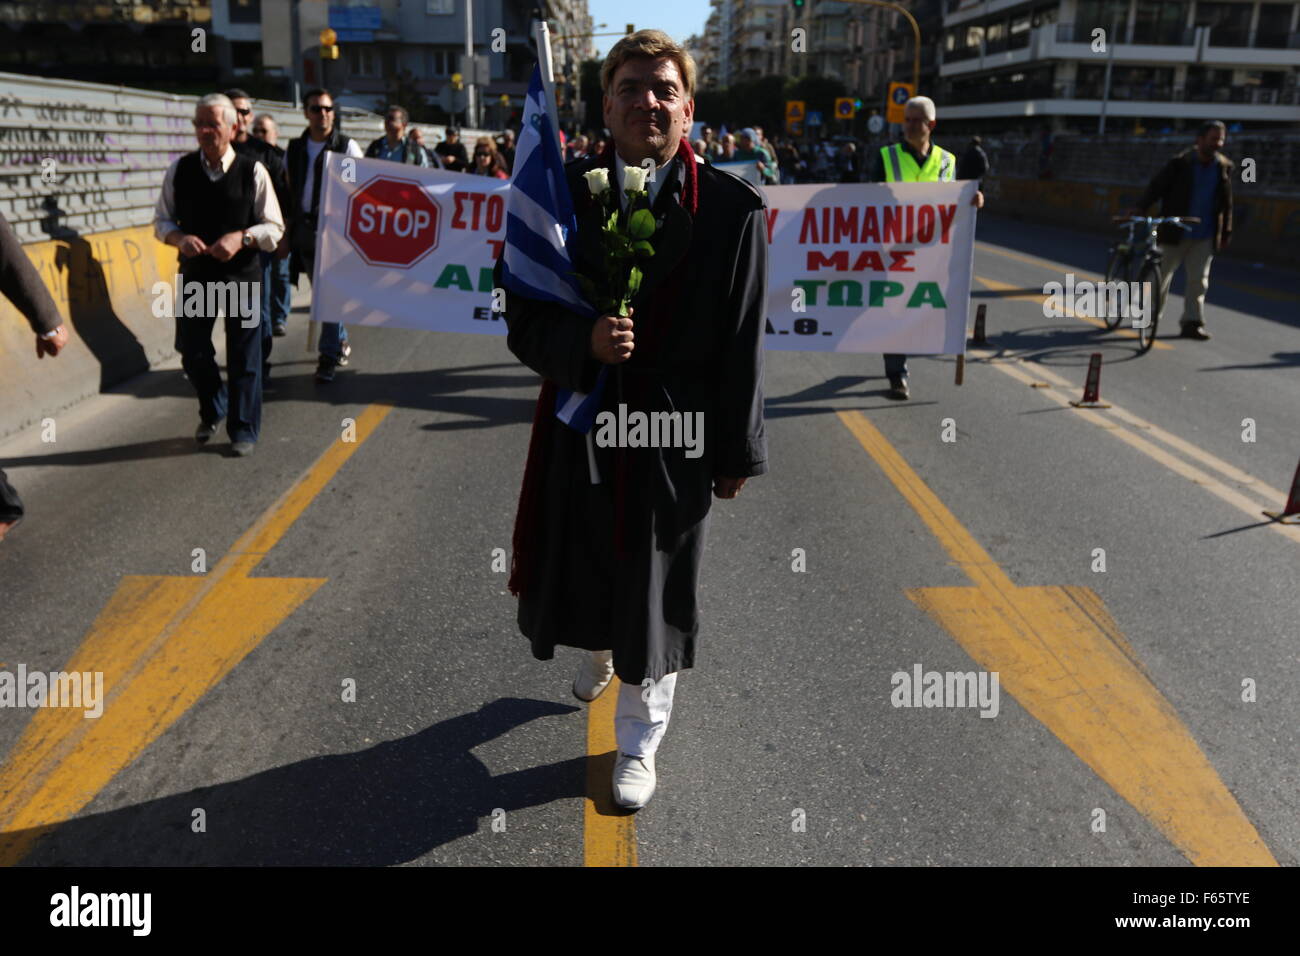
[434,127,469,172]
[0,210,67,540]
[285,88,364,382]
[1131,121,1233,340]
[498,30,767,810]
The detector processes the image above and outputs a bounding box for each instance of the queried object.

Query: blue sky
[587,0,707,57]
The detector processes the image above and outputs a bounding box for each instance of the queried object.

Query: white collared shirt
[613,152,680,212]
[153,143,285,250]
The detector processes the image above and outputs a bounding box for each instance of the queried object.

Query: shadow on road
[14,697,586,866]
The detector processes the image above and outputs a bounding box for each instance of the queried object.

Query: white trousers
[1156,237,1215,329]
[591,650,678,759]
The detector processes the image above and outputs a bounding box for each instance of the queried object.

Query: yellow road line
[975,240,1103,282]
[986,358,1299,544]
[974,274,1174,350]
[0,404,394,866]
[1010,357,1290,505]
[584,679,637,866]
[836,409,1277,866]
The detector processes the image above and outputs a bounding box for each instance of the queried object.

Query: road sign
[459,53,491,85]
[886,82,915,124]
[785,100,805,135]
[834,97,856,119]
[807,110,823,127]
[346,176,441,269]
[867,114,884,134]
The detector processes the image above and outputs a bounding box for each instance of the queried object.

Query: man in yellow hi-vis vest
[869,96,984,400]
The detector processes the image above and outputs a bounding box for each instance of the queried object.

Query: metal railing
[1054,22,1198,46]
[980,132,1300,196]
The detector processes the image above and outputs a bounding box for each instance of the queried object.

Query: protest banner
[313,154,510,336]
[312,155,978,354]
[762,180,977,353]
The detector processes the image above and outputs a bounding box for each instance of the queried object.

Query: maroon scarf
[508,137,700,597]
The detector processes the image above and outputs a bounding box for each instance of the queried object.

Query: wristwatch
[241,230,255,249]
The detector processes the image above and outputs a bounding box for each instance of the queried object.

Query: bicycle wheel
[1103,247,1131,329]
[1135,259,1162,353]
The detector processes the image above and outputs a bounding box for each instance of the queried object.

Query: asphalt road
[0,213,1296,867]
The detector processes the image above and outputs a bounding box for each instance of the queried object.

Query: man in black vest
[226,89,291,378]
[286,88,364,383]
[153,93,285,456]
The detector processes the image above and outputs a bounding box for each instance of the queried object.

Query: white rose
[583,168,610,197]
[621,163,648,194]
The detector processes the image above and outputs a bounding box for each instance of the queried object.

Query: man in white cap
[867,95,983,400]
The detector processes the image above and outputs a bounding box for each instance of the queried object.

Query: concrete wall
[983,174,1300,270]
[0,70,498,441]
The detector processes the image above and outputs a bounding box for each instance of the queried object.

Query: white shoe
[572,650,615,702]
[612,751,656,809]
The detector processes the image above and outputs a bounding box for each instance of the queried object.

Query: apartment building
[212,0,589,117]
[939,0,1300,132]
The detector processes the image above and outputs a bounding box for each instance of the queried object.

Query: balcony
[1207,27,1300,49]
[1055,22,1195,46]
[1059,80,1299,106]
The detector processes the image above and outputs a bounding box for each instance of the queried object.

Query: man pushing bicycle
[1129,121,1234,342]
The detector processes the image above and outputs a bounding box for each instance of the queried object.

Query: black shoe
[1179,325,1211,340]
[196,419,222,444]
[272,321,287,337]
[337,341,352,367]
[315,357,337,383]
[886,376,910,400]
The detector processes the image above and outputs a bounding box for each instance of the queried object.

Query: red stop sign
[346,176,441,268]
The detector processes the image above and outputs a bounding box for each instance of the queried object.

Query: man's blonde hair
[600,29,696,100]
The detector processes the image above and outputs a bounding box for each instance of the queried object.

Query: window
[1132,0,1188,44]
[348,45,377,76]
[1256,4,1293,48]
[231,41,261,70]
[230,0,261,24]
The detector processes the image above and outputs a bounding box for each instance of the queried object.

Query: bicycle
[1104,215,1200,353]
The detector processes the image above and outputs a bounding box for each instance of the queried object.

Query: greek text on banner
[311,155,978,354]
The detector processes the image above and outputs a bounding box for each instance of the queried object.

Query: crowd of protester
[557,121,990,188]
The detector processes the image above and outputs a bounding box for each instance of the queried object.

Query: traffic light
[791,0,805,10]
[854,98,863,109]
[319,28,339,60]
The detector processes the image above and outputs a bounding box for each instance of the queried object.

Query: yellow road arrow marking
[837,409,1277,866]
[0,403,394,865]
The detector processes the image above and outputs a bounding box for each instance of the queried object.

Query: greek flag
[500,63,607,433]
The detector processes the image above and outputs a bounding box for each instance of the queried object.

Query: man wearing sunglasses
[286,88,365,383]
[226,89,292,372]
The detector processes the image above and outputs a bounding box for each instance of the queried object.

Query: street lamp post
[838,0,921,92]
